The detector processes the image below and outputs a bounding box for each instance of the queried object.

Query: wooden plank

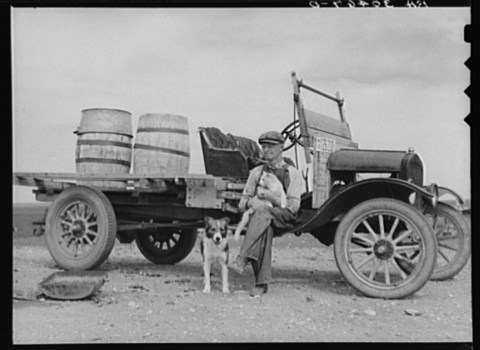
[226,182,246,191]
[15,175,54,188]
[13,174,35,187]
[13,172,216,182]
[220,191,243,200]
[296,100,312,164]
[26,178,73,190]
[13,172,233,199]
[303,108,353,140]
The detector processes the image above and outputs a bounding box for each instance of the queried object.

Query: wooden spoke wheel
[135,227,197,265]
[45,186,117,270]
[334,198,437,299]
[425,202,471,280]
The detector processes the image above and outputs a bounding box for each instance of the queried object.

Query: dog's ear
[221,217,230,225]
[204,216,214,224]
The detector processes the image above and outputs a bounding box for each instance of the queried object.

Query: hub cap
[373,240,394,260]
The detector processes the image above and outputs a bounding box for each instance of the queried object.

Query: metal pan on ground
[37,271,108,300]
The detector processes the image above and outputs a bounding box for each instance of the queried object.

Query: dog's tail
[234,209,253,241]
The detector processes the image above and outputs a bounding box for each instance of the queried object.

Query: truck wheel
[45,186,117,270]
[135,227,197,264]
[334,198,437,299]
[427,203,471,280]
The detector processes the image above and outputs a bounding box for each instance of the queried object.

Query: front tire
[135,227,197,264]
[334,198,437,299]
[45,186,117,270]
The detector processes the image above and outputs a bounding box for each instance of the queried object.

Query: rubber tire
[45,186,117,270]
[135,228,197,265]
[430,202,471,281]
[334,198,437,299]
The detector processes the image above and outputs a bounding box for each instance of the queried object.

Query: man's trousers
[238,206,296,285]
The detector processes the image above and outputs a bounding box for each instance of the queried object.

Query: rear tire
[334,198,437,299]
[135,227,197,264]
[427,202,471,280]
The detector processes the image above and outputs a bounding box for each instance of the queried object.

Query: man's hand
[247,197,267,210]
[257,189,280,207]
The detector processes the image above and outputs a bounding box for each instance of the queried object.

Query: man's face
[261,143,283,161]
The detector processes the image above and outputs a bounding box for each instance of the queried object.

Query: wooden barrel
[75,108,133,188]
[133,113,190,176]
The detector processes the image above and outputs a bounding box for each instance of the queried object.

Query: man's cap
[258,131,284,145]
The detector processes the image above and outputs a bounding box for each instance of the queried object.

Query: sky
[12,7,470,203]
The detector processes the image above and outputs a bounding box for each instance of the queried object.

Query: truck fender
[292,178,434,244]
[438,186,466,207]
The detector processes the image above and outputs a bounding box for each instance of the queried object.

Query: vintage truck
[13,72,470,299]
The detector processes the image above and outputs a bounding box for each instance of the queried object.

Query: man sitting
[230,130,303,297]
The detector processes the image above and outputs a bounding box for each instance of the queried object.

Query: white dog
[234,171,287,241]
[200,216,231,294]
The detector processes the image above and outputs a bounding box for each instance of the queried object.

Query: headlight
[425,183,439,209]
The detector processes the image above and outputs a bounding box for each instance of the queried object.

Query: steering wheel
[281,119,305,151]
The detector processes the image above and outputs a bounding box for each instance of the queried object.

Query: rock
[306,296,315,303]
[145,272,162,277]
[364,309,376,316]
[128,284,149,292]
[13,288,41,301]
[128,301,139,308]
[234,290,247,294]
[404,309,421,316]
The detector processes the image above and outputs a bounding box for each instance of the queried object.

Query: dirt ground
[12,222,473,344]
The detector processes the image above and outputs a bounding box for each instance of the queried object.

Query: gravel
[13,232,472,343]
